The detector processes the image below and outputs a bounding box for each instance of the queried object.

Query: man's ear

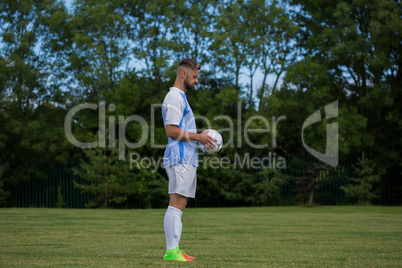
[181,69,187,79]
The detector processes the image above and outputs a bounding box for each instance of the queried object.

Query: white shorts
[165,163,197,198]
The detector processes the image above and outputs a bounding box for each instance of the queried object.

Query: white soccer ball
[200,129,223,154]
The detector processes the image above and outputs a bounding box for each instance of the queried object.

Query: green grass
[0,207,401,267]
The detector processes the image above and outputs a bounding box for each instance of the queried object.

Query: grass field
[0,206,401,267]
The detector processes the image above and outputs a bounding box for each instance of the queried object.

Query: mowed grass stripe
[0,207,401,267]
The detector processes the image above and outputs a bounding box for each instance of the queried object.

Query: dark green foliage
[248,169,290,206]
[73,147,167,208]
[56,185,65,208]
[0,0,70,206]
[0,164,10,207]
[341,153,381,204]
[0,0,400,207]
[286,0,402,172]
[73,148,132,208]
[0,182,9,207]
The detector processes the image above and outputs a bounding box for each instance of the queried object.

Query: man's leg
[164,194,187,250]
[169,194,187,247]
[163,194,194,261]
[169,193,188,211]
[163,164,197,261]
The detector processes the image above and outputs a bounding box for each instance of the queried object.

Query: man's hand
[197,130,217,149]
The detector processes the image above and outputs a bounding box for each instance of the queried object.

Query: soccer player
[161,58,217,262]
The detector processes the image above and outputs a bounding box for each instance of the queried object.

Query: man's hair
[178,58,201,71]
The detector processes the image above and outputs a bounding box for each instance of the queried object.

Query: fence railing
[12,155,400,208]
[13,162,95,208]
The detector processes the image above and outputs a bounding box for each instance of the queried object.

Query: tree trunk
[309,189,314,205]
[104,187,109,208]
[258,73,268,112]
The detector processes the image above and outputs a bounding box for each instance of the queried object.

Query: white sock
[176,210,183,248]
[164,206,183,250]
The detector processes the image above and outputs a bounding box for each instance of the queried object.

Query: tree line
[0,0,400,207]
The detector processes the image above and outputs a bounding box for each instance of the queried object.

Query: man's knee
[169,194,188,211]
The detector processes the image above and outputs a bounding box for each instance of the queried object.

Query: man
[161,58,216,262]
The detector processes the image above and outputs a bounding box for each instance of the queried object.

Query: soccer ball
[200,129,223,154]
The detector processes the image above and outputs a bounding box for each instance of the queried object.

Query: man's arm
[165,125,217,149]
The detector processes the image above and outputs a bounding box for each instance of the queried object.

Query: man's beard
[184,78,195,90]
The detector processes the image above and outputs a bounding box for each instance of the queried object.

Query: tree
[129,0,171,84]
[67,0,131,103]
[73,146,169,208]
[248,169,289,206]
[211,0,248,92]
[73,147,136,208]
[341,153,381,204]
[295,163,328,205]
[0,0,70,206]
[1,0,400,208]
[286,0,402,172]
[166,0,216,65]
[249,0,298,111]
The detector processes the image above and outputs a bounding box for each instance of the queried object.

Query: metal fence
[12,155,401,208]
[13,161,95,208]
[279,154,400,206]
[280,154,352,205]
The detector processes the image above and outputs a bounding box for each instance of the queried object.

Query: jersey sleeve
[164,93,186,126]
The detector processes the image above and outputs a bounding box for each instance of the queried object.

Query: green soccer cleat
[163,248,193,262]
